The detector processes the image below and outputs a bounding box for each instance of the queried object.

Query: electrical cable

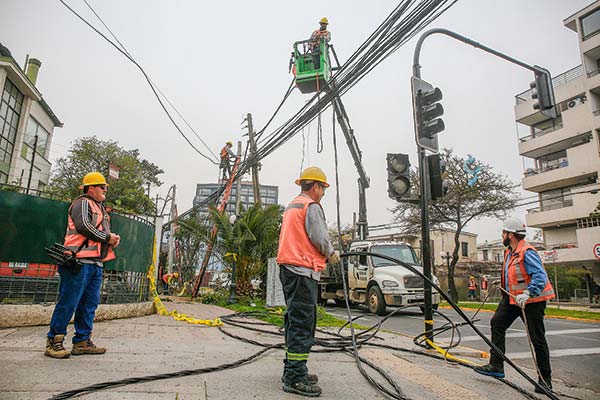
[58,0,218,165]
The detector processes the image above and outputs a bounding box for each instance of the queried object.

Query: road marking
[442,328,600,343]
[507,347,600,359]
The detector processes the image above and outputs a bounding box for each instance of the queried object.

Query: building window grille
[0,78,24,183]
[577,216,600,229]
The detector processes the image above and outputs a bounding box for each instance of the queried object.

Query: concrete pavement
[0,301,597,400]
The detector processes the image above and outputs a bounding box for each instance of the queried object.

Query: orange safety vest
[481,279,488,290]
[277,194,327,272]
[309,29,330,51]
[63,196,115,262]
[221,146,229,159]
[502,240,554,306]
[162,273,176,285]
[468,279,477,290]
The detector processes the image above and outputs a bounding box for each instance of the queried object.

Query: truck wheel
[368,286,386,315]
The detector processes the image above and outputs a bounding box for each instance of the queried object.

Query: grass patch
[222,298,368,329]
[440,301,600,321]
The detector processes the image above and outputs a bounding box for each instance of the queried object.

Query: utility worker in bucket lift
[277,166,340,397]
[309,17,331,70]
[45,172,120,359]
[474,217,555,394]
[220,141,236,180]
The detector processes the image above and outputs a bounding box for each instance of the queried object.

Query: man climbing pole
[220,141,237,180]
[309,17,331,70]
[277,166,340,397]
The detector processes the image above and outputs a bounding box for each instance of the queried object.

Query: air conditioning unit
[567,95,586,109]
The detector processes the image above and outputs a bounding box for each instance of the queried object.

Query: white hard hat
[502,217,526,235]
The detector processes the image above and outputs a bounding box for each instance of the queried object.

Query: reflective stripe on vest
[221,147,228,159]
[503,240,554,305]
[63,196,115,262]
[276,194,327,272]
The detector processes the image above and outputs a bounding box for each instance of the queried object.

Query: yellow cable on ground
[425,339,479,367]
[146,238,222,327]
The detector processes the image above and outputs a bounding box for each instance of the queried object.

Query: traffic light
[428,153,448,201]
[530,66,557,119]
[412,76,444,152]
[387,153,411,200]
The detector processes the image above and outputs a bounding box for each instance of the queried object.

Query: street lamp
[440,251,451,272]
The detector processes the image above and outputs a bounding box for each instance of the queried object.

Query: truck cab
[320,240,440,315]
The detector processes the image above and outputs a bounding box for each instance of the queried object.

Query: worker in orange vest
[45,172,120,359]
[467,276,478,300]
[220,141,236,180]
[161,272,179,294]
[277,166,340,397]
[309,17,331,70]
[474,217,555,394]
[480,275,489,301]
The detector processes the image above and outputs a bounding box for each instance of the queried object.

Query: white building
[514,1,600,278]
[0,44,62,190]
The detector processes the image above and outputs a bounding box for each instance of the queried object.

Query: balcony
[516,65,584,104]
[546,226,600,265]
[523,159,569,178]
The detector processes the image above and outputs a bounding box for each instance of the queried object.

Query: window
[482,249,489,261]
[461,242,469,257]
[541,187,573,211]
[581,9,600,40]
[22,116,50,159]
[0,78,24,183]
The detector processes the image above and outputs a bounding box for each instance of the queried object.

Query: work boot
[473,363,505,378]
[45,335,70,359]
[71,338,106,355]
[282,373,318,385]
[283,378,322,397]
[534,378,553,394]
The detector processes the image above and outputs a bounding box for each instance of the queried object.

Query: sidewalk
[0,302,597,400]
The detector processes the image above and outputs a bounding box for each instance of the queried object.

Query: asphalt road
[325,303,600,393]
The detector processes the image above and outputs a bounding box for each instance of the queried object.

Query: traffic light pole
[412,28,558,346]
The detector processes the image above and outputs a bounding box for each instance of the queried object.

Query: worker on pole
[474,217,555,394]
[277,166,340,397]
[220,141,236,180]
[309,17,331,69]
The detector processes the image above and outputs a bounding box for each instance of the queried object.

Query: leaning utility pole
[235,141,243,215]
[166,184,177,274]
[25,134,38,194]
[246,113,261,206]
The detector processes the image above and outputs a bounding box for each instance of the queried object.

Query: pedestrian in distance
[474,217,555,394]
[467,275,478,301]
[277,166,341,397]
[309,17,331,70]
[45,172,120,359]
[480,275,489,301]
[220,141,236,180]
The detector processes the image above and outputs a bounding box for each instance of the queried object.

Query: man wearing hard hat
[45,172,120,359]
[277,166,340,397]
[220,141,236,180]
[474,217,554,394]
[309,17,331,70]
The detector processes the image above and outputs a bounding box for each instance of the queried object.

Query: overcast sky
[0,0,591,243]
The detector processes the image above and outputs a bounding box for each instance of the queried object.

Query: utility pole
[229,141,243,304]
[246,113,261,206]
[167,184,176,274]
[26,135,38,194]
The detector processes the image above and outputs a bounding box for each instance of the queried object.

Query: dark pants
[48,263,103,344]
[312,50,321,70]
[220,157,231,179]
[279,266,318,384]
[489,294,552,381]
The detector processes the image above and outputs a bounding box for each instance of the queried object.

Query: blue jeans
[48,263,103,344]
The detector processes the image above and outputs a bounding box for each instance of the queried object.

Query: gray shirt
[283,193,334,281]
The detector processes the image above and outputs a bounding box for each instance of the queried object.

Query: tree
[175,214,211,285]
[49,136,163,214]
[391,149,519,302]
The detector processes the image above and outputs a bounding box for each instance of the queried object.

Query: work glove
[515,290,530,308]
[328,250,341,264]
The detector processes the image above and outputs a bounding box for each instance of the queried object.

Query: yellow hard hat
[226,141,233,146]
[295,166,330,187]
[319,17,329,25]
[470,276,475,279]
[173,272,179,278]
[79,172,108,189]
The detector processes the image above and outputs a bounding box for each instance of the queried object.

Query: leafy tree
[391,149,519,302]
[174,214,211,285]
[49,136,163,214]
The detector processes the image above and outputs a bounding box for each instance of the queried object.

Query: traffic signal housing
[530,66,557,119]
[412,76,444,152]
[387,153,411,201]
[428,153,448,201]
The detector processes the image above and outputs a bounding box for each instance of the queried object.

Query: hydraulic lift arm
[331,95,370,240]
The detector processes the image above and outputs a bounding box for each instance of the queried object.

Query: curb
[438,305,600,323]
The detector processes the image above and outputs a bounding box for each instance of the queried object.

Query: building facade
[514,2,600,278]
[0,45,62,189]
[193,181,279,216]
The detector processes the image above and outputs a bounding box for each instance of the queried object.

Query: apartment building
[514,1,600,278]
[193,181,279,216]
[0,44,62,189]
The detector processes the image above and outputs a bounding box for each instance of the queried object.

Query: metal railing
[519,121,564,142]
[523,159,569,177]
[527,198,574,213]
[516,65,584,104]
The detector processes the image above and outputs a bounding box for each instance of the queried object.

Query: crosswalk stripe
[507,347,600,359]
[442,328,600,343]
